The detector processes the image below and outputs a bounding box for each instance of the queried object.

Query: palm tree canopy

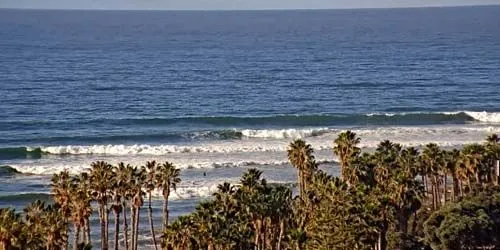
[156,162,181,198]
[288,139,315,170]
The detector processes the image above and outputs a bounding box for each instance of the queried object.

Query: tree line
[0,133,499,250]
[0,161,180,250]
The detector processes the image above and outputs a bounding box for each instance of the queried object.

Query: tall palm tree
[399,147,420,179]
[74,172,93,246]
[130,166,145,250]
[288,139,316,198]
[460,144,485,185]
[69,177,92,250]
[109,165,122,250]
[50,170,73,249]
[421,143,443,210]
[42,205,69,250]
[443,149,460,201]
[333,131,361,184]
[269,186,292,250]
[0,208,24,250]
[89,161,115,250]
[23,200,46,248]
[485,134,500,184]
[239,169,266,250]
[144,161,159,250]
[115,162,134,250]
[156,161,181,231]
[50,170,73,216]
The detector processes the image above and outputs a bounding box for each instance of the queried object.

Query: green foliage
[163,168,293,250]
[424,187,500,250]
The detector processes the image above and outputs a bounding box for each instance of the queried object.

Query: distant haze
[1,0,500,10]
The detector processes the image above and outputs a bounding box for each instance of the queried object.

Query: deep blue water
[1,6,500,148]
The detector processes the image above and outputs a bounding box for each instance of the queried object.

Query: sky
[1,0,499,10]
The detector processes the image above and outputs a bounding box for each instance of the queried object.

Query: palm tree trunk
[130,207,136,250]
[379,219,388,250]
[253,219,261,250]
[452,176,459,201]
[423,175,428,196]
[459,180,464,197]
[84,217,91,245]
[297,169,302,198]
[104,203,109,250]
[421,175,425,193]
[431,184,436,210]
[444,175,448,204]
[123,201,129,250]
[163,189,170,231]
[277,220,285,250]
[114,210,120,250]
[134,207,141,250]
[300,170,305,198]
[99,204,107,250]
[148,193,158,250]
[435,176,441,208]
[74,224,81,250]
[411,211,418,234]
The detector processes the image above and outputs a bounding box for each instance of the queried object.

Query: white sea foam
[9,155,338,175]
[240,128,331,139]
[151,182,221,200]
[464,111,500,123]
[29,125,500,156]
[366,112,396,117]
[35,143,287,155]
[12,124,500,178]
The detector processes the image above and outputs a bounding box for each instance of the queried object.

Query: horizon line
[1,3,499,12]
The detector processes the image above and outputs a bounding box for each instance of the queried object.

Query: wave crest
[463,111,500,123]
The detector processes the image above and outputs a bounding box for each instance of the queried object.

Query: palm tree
[109,166,122,250]
[74,172,93,246]
[89,161,115,250]
[130,166,145,250]
[486,134,499,145]
[144,161,159,250]
[156,161,181,231]
[421,143,443,210]
[69,177,92,250]
[50,170,73,249]
[485,134,500,184]
[239,169,266,250]
[288,139,316,198]
[333,131,361,184]
[164,216,195,250]
[42,205,69,250]
[23,200,46,248]
[0,208,23,250]
[460,144,485,185]
[115,162,134,250]
[399,147,420,179]
[443,149,460,201]
[269,186,292,250]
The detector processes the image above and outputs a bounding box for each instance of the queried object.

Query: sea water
[1,5,500,248]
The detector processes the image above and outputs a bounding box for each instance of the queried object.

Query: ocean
[1,5,500,248]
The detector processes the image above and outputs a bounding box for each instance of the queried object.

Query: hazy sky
[1,0,499,10]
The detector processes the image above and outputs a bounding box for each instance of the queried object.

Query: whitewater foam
[26,124,500,156]
[464,111,500,123]
[240,128,331,139]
